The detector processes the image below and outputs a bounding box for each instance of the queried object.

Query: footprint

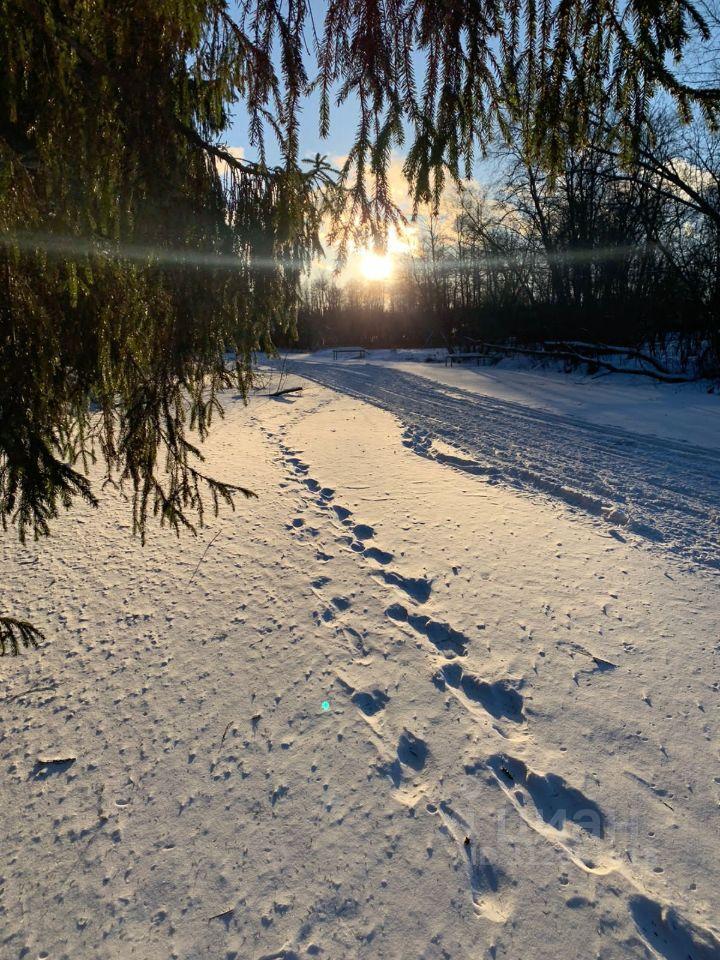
[339,625,370,657]
[397,731,428,771]
[303,478,321,492]
[386,603,468,657]
[353,523,375,541]
[557,640,618,679]
[629,895,720,960]
[311,576,331,589]
[437,802,513,923]
[319,488,335,500]
[487,754,604,837]
[379,571,432,603]
[352,689,390,717]
[482,754,614,875]
[331,596,351,611]
[31,757,76,780]
[363,547,394,565]
[333,506,352,521]
[438,663,524,722]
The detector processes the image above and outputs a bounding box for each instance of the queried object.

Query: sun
[359,249,393,282]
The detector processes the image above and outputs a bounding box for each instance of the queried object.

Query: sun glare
[359,249,393,282]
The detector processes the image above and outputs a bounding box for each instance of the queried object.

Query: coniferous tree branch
[0,616,43,656]
[1,0,719,652]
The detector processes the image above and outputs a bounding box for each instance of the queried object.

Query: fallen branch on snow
[478,341,716,383]
[545,340,672,375]
[188,531,222,586]
[207,907,234,923]
[268,385,303,397]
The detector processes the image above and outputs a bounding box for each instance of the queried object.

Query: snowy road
[285,358,720,569]
[3,374,720,959]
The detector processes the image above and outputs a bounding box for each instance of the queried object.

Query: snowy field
[2,356,719,959]
[286,352,720,569]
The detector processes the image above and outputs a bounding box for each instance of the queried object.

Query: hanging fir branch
[1,0,718,652]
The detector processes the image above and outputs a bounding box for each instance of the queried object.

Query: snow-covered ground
[284,347,720,450]
[2,359,719,959]
[284,353,720,570]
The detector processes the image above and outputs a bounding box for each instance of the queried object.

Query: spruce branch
[0,616,44,656]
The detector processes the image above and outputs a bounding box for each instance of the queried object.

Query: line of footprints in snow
[270,432,719,957]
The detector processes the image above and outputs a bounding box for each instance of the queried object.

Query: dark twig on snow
[207,907,234,923]
[188,531,221,585]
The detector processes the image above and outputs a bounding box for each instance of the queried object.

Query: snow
[2,359,719,959]
[283,355,720,570]
[383,358,720,451]
[287,348,720,451]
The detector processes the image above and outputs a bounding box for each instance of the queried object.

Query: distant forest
[293,113,720,375]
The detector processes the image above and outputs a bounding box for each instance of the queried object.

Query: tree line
[2,0,720,650]
[296,110,720,376]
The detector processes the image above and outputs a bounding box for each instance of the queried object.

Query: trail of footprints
[274,436,720,954]
[281,442,530,736]
[280,440,479,661]
[276,437,528,747]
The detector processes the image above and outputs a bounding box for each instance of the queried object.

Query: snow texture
[1,355,719,959]
[287,354,720,569]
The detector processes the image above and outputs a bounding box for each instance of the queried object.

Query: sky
[223,1,435,277]
[225,0,370,170]
[221,1,720,281]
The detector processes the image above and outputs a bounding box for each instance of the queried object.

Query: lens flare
[359,250,393,282]
[0,231,300,272]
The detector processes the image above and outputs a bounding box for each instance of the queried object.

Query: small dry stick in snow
[207,907,234,922]
[188,531,221,585]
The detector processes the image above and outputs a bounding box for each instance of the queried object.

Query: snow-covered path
[285,358,720,570]
[2,371,719,959]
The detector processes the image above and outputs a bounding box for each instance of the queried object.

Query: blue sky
[225,0,362,167]
[221,2,504,201]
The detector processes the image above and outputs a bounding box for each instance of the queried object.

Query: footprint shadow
[438,663,524,723]
[630,895,720,960]
[386,603,468,657]
[487,754,605,838]
[436,801,514,922]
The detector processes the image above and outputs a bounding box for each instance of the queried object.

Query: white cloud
[215,146,246,178]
